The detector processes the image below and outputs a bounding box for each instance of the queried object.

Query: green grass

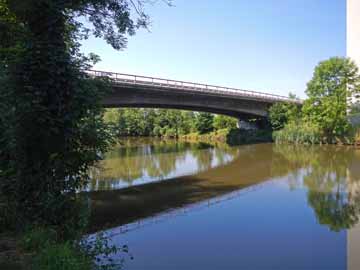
[33,242,92,270]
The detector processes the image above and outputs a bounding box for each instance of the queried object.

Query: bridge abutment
[237,119,258,130]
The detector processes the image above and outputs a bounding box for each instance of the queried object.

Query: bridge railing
[87,70,302,104]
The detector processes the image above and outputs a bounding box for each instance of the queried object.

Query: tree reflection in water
[88,138,238,191]
[273,144,360,231]
[89,141,360,233]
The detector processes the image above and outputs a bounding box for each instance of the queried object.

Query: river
[87,138,360,270]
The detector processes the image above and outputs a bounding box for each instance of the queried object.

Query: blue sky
[80,0,346,98]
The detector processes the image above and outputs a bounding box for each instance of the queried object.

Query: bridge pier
[237,119,258,130]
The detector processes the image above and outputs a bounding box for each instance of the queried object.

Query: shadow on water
[86,141,360,269]
[87,142,360,234]
[87,143,301,233]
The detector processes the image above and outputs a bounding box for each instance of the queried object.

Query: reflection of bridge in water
[102,180,272,237]
[88,144,298,233]
[88,142,360,268]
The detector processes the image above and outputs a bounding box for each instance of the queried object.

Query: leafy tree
[179,111,196,134]
[213,115,237,130]
[195,112,214,134]
[0,0,161,233]
[103,109,121,124]
[302,57,360,139]
[103,108,237,137]
[269,94,301,131]
[143,109,156,136]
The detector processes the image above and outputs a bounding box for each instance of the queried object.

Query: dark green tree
[195,112,214,134]
[269,94,301,131]
[0,0,164,234]
[178,111,196,134]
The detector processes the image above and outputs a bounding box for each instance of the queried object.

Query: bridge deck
[88,70,302,104]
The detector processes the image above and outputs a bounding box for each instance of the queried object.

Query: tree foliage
[0,0,157,234]
[269,94,300,131]
[103,108,238,137]
[271,57,360,144]
[195,112,214,134]
[302,57,360,138]
[213,114,237,130]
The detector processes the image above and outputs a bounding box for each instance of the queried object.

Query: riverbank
[109,128,273,149]
[273,122,360,146]
[179,128,273,146]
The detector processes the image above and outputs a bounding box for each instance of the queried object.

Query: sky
[80,0,346,98]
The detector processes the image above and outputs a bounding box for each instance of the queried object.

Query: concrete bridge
[89,70,301,128]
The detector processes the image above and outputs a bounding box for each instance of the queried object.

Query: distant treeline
[104,108,238,137]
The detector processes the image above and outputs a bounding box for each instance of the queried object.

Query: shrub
[20,229,127,270]
[164,128,177,138]
[20,227,57,252]
[33,242,92,270]
[226,128,272,146]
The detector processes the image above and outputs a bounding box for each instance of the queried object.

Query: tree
[302,57,360,139]
[179,111,196,134]
[195,112,214,134]
[269,94,301,131]
[103,109,121,124]
[0,0,164,234]
[213,115,237,130]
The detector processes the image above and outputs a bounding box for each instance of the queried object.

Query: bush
[19,228,127,270]
[164,128,177,138]
[33,242,92,270]
[20,227,57,252]
[226,128,272,146]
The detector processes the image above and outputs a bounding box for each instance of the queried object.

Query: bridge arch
[93,70,301,123]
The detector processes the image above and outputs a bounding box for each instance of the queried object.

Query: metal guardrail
[88,70,302,104]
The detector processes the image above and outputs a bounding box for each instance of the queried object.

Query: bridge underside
[102,85,272,121]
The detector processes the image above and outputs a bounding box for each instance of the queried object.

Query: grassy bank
[273,122,360,146]
[0,226,125,270]
[0,201,123,270]
[180,128,272,146]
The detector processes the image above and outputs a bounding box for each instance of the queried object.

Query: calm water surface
[88,138,238,190]
[89,139,360,270]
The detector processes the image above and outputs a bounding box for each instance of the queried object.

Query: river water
[88,138,360,270]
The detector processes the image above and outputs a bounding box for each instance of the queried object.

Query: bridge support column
[237,119,258,130]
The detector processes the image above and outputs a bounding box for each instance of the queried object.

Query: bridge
[89,70,302,128]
